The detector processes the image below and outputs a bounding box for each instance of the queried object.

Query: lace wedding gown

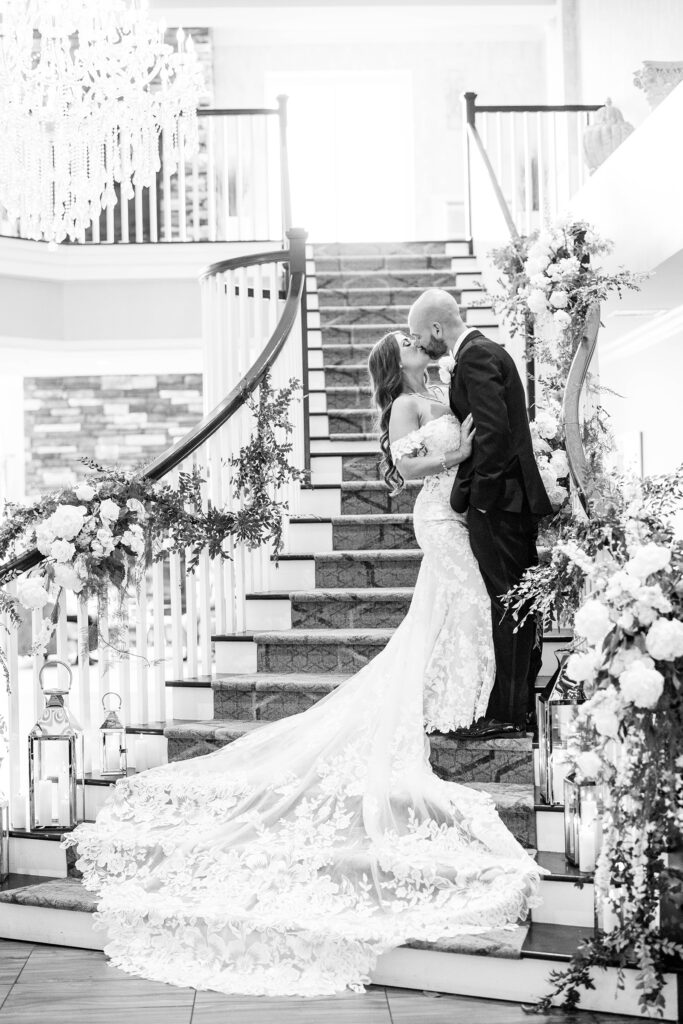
[67,411,542,997]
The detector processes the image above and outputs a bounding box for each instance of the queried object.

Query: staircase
[1,240,679,1020]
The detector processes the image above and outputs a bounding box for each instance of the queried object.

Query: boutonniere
[438,353,456,384]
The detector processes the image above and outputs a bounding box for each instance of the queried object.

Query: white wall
[576,0,683,126]
[211,16,548,238]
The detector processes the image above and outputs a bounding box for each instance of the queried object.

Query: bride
[67,330,542,998]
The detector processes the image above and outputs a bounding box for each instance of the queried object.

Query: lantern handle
[38,658,73,694]
[102,691,123,713]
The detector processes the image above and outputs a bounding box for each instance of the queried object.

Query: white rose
[99,498,120,523]
[619,664,665,709]
[50,539,75,563]
[556,256,580,278]
[35,522,56,556]
[16,576,50,610]
[645,618,683,662]
[95,527,115,555]
[550,483,569,508]
[574,599,613,645]
[553,310,572,330]
[74,482,95,501]
[46,504,87,541]
[53,563,84,593]
[627,543,671,580]
[566,650,601,683]
[585,686,622,738]
[437,354,455,384]
[535,409,558,440]
[32,617,55,653]
[604,570,641,603]
[574,750,602,779]
[126,497,146,518]
[121,528,145,557]
[549,289,569,309]
[550,449,569,478]
[529,272,551,291]
[610,648,654,677]
[524,258,549,278]
[527,289,548,315]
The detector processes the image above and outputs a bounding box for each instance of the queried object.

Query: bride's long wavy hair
[368,331,408,495]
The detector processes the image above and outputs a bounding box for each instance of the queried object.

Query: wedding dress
[67,411,542,997]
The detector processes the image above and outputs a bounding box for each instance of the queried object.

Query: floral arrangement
[487,219,642,514]
[506,466,683,1016]
[0,374,305,669]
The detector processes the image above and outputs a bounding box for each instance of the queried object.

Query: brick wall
[25,374,203,497]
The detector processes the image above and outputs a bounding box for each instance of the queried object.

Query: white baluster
[523,112,532,236]
[236,117,244,241]
[207,117,217,242]
[162,130,173,242]
[134,181,143,243]
[152,559,166,722]
[76,595,92,772]
[536,112,547,227]
[3,584,22,826]
[135,573,149,725]
[120,133,130,244]
[149,172,158,243]
[177,132,187,243]
[508,113,519,229]
[550,113,559,221]
[221,118,231,240]
[191,141,200,242]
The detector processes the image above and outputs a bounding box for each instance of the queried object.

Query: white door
[266,70,414,242]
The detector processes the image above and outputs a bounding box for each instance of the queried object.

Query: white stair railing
[0,229,308,827]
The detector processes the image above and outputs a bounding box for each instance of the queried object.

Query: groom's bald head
[408,288,466,358]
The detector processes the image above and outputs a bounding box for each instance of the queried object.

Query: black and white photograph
[0,0,681,1021]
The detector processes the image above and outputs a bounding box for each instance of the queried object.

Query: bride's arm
[389,400,475,481]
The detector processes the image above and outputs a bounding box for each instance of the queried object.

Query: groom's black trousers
[466,506,540,729]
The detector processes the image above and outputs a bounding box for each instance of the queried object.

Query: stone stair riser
[257,640,386,674]
[324,364,372,387]
[315,271,457,290]
[328,411,376,434]
[316,554,422,588]
[292,597,411,629]
[341,453,383,480]
[333,521,414,550]
[317,343,374,366]
[429,740,534,786]
[341,488,417,515]
[325,387,371,409]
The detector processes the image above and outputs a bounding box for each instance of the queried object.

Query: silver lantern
[537,653,585,805]
[28,660,84,830]
[99,691,127,777]
[563,772,603,872]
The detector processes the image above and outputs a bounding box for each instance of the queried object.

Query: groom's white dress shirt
[451,326,480,362]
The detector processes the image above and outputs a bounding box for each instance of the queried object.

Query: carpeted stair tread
[293,587,414,601]
[341,480,422,492]
[254,627,395,644]
[317,549,422,560]
[212,672,349,693]
[0,877,97,913]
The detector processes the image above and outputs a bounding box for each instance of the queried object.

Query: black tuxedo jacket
[449,331,553,516]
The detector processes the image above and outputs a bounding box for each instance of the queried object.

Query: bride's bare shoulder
[389,394,420,442]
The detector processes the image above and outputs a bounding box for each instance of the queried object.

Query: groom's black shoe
[471,717,524,739]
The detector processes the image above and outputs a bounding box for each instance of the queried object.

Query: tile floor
[0,941,647,1024]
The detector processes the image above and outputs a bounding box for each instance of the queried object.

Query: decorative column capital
[633,60,683,108]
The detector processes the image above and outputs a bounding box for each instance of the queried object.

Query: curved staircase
[1,240,679,1019]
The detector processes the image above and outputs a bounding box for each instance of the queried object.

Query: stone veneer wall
[24,374,203,497]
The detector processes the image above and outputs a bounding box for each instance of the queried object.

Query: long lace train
[66,414,541,996]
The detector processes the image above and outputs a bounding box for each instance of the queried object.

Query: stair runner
[4,241,678,1017]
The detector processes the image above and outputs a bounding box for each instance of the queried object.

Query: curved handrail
[561,303,601,507]
[0,228,308,584]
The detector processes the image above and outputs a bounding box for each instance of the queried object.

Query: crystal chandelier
[0,0,203,244]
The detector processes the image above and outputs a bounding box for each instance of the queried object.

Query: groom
[408,289,552,738]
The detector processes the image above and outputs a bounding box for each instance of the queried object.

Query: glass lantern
[564,772,603,872]
[100,691,127,777]
[0,798,8,881]
[537,653,585,805]
[28,659,84,830]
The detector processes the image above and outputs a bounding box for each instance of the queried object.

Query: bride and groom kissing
[70,287,552,998]
[374,286,553,740]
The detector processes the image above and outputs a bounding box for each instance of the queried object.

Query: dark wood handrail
[197,108,280,117]
[463,92,601,124]
[561,303,601,507]
[0,228,308,584]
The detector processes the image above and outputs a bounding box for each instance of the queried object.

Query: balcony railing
[0,99,292,246]
[463,92,601,239]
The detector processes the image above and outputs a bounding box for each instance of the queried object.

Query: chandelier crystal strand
[0,0,202,244]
